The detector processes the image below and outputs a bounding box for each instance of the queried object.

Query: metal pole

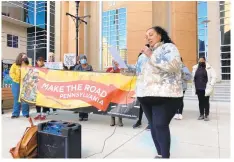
[99,1,103,70]
[34,0,36,66]
[84,2,88,56]
[46,1,50,61]
[76,1,80,57]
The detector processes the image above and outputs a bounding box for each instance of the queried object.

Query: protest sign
[44,62,63,70]
[20,67,139,119]
[64,53,76,67]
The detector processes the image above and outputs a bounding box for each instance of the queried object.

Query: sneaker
[174,114,179,119]
[53,111,58,115]
[133,121,141,128]
[178,114,183,120]
[40,115,46,120]
[34,114,41,120]
[146,125,150,130]
[155,155,162,158]
[198,115,204,120]
[11,116,19,119]
[204,115,210,121]
[79,118,83,121]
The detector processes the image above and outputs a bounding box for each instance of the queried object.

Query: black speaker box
[37,120,81,158]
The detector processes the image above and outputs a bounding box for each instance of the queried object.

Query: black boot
[110,117,115,126]
[133,120,141,128]
[118,117,123,127]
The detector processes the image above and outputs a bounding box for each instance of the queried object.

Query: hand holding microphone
[141,44,152,57]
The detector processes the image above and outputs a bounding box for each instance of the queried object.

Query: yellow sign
[20,67,137,111]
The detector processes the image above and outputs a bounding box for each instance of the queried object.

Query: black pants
[138,97,181,158]
[138,104,144,122]
[79,112,88,119]
[177,91,185,114]
[36,106,49,113]
[196,90,210,116]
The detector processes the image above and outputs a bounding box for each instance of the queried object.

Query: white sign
[64,53,76,67]
[109,47,128,69]
[44,62,63,70]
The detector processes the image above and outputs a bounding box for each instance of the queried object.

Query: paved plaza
[1,100,230,159]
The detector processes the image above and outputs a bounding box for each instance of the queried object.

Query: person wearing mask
[121,26,183,158]
[132,52,150,130]
[174,57,192,120]
[34,57,49,120]
[192,56,216,121]
[73,55,93,121]
[106,60,123,127]
[9,53,30,119]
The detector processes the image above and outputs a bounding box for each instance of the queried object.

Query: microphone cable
[84,125,117,158]
[84,44,150,158]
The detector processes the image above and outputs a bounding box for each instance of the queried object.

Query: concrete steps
[184,81,230,102]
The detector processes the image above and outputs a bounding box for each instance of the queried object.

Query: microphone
[138,44,150,57]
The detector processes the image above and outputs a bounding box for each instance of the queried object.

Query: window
[220,1,231,80]
[1,1,35,25]
[197,1,208,59]
[7,34,18,48]
[102,7,127,68]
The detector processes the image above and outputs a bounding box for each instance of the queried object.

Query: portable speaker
[37,120,81,158]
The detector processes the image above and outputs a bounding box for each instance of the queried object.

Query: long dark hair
[150,26,174,44]
[15,53,25,66]
[200,56,206,61]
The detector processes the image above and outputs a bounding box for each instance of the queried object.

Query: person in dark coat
[73,55,93,121]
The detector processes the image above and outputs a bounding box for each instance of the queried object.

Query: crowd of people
[6,26,217,158]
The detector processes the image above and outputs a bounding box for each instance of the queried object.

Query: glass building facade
[219,1,231,80]
[197,1,208,59]
[102,7,127,68]
[197,1,231,80]
[1,1,55,64]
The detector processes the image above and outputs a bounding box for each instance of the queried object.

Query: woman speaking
[121,26,183,158]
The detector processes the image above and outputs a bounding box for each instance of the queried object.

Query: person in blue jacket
[174,57,192,120]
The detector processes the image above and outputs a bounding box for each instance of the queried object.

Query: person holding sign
[47,52,58,115]
[34,57,49,120]
[73,55,93,121]
[9,53,30,119]
[106,60,123,127]
[64,56,80,70]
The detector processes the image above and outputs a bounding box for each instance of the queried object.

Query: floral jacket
[122,42,183,98]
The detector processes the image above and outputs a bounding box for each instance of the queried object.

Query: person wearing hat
[73,54,93,121]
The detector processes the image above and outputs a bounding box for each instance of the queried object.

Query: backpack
[10,117,38,158]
